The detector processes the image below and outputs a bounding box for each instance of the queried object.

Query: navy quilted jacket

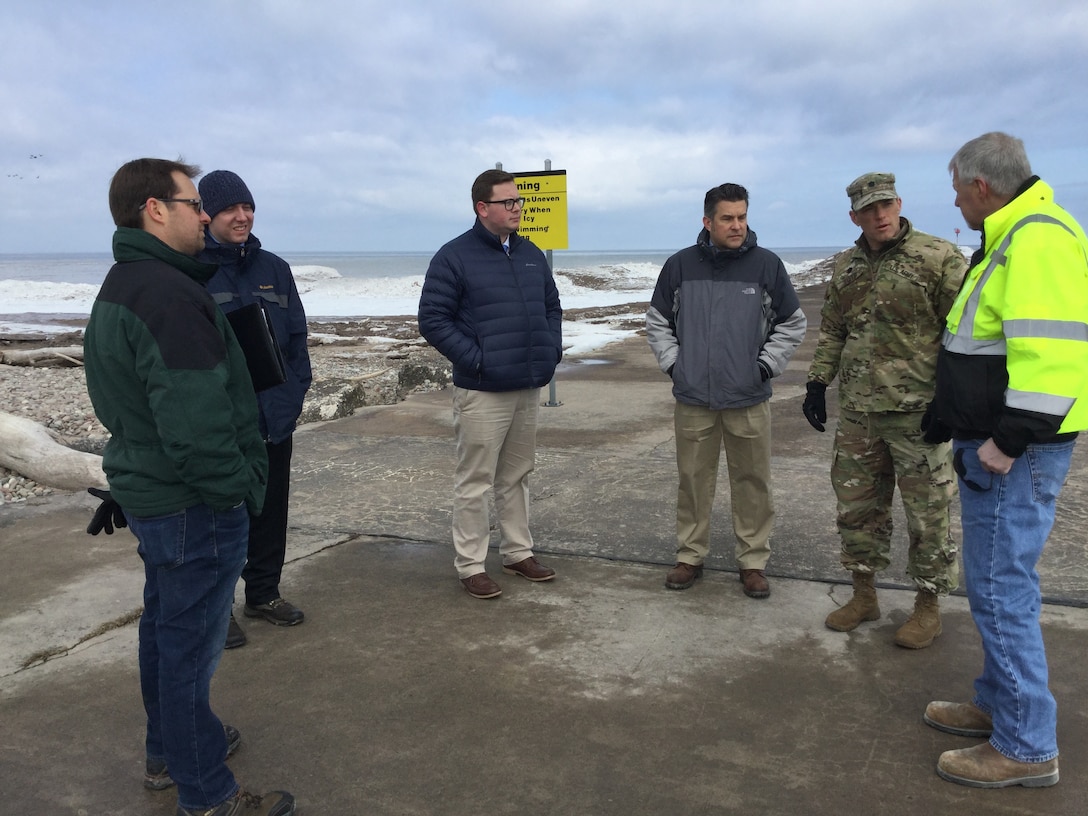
[418,220,563,391]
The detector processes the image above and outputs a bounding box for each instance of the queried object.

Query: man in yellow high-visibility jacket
[920,132,1088,789]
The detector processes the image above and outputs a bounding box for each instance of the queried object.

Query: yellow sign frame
[513,170,568,250]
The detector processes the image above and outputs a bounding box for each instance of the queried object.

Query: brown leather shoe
[502,556,556,582]
[937,741,1058,788]
[665,562,702,590]
[461,572,502,599]
[740,569,770,599]
[924,701,993,737]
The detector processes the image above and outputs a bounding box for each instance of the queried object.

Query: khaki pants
[674,400,774,570]
[451,387,539,578]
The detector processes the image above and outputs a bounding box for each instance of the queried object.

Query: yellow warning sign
[513,170,568,250]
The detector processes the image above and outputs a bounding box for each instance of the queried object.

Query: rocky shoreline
[0,255,839,504]
[0,303,653,503]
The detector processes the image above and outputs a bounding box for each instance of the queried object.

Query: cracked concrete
[3,284,1087,815]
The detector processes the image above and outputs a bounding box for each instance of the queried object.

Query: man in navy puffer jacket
[418,169,563,599]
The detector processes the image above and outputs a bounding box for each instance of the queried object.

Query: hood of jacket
[695,226,759,262]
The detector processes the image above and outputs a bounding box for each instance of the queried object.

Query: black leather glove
[802,382,827,432]
[87,487,128,535]
[757,360,772,382]
[920,402,952,445]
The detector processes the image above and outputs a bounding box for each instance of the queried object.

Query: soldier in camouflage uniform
[802,172,967,648]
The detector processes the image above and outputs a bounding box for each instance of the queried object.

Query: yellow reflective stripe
[1004,318,1088,342]
[1006,388,1075,415]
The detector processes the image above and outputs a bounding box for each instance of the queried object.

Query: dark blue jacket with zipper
[200,233,312,443]
[418,219,562,391]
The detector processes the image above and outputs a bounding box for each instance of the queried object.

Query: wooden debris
[0,346,85,367]
[0,410,107,490]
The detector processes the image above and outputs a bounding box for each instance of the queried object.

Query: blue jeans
[129,502,248,810]
[954,438,1074,763]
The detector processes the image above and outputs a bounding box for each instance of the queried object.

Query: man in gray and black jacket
[647,182,806,599]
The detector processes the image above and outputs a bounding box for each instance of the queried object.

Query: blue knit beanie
[198,170,255,220]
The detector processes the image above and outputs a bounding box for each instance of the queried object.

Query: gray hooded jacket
[646,227,806,410]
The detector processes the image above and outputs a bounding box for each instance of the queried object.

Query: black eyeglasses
[139,198,204,214]
[485,197,526,211]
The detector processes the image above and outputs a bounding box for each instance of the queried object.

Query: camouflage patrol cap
[847,172,898,211]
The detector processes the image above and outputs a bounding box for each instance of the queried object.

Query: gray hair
[948,132,1032,198]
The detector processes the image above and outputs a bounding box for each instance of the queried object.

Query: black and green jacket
[84,228,268,517]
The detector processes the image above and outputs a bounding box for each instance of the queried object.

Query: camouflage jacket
[807,219,967,413]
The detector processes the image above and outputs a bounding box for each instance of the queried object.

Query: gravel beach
[0,304,653,503]
[0,314,447,503]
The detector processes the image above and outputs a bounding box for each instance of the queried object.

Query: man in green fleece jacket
[84,158,294,816]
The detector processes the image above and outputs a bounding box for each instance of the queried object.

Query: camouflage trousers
[831,409,958,594]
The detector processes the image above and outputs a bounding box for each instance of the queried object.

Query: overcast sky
[3,0,1086,255]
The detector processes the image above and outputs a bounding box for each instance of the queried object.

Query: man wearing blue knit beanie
[198,170,312,649]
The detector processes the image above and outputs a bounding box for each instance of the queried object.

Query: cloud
[1,0,1086,253]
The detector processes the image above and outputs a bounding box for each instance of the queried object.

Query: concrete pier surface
[3,285,1086,815]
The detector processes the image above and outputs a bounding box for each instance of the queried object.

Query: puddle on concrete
[557,358,612,372]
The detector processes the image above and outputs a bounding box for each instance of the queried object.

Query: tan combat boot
[895,590,942,649]
[825,572,880,632]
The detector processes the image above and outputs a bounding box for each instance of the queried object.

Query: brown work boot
[895,589,942,648]
[665,562,702,590]
[924,701,993,737]
[937,741,1058,788]
[739,569,770,599]
[825,572,880,631]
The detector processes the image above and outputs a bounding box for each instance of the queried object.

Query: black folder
[226,302,287,392]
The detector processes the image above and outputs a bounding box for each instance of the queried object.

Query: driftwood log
[0,346,85,367]
[0,411,107,490]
